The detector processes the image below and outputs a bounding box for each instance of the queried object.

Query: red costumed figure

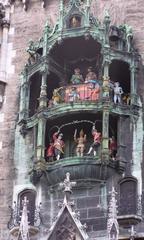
[109,136,117,160]
[53,131,65,160]
[87,126,101,156]
[46,142,54,161]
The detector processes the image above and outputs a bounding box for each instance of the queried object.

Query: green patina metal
[18,0,141,182]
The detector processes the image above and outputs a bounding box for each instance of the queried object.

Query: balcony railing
[47,83,133,109]
[48,83,101,107]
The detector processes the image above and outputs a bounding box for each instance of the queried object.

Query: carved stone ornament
[47,173,88,240]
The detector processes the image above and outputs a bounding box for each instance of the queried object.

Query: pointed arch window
[18,189,36,226]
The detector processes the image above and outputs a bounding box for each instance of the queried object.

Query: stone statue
[26,40,40,64]
[53,131,65,160]
[74,129,86,157]
[87,126,101,156]
[113,82,123,104]
[120,24,133,52]
[70,68,84,85]
[85,67,98,88]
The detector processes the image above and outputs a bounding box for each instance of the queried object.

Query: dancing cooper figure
[87,126,101,156]
[53,131,65,160]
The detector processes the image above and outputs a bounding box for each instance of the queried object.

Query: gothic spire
[17,196,30,240]
[59,172,76,205]
[107,187,119,240]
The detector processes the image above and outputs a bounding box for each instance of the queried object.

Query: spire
[107,187,119,240]
[59,172,76,205]
[17,196,30,240]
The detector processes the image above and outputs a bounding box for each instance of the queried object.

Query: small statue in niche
[70,68,84,85]
[87,126,101,156]
[113,82,123,104]
[109,136,117,160]
[53,131,65,160]
[26,40,40,64]
[85,67,99,88]
[74,129,86,157]
[69,87,80,102]
[70,16,81,28]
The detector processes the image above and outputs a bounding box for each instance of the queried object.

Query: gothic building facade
[0,0,144,239]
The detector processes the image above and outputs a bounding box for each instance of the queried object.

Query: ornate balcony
[28,155,126,185]
[24,82,138,130]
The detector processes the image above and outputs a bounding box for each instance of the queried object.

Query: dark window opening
[18,189,36,226]
[29,72,41,117]
[109,60,130,104]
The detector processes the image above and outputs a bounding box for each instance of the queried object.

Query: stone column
[19,68,29,120]
[117,116,127,163]
[102,52,111,99]
[0,18,10,82]
[101,55,111,161]
[103,11,111,46]
[130,64,138,105]
[35,67,48,171]
[101,108,109,162]
[36,116,46,163]
[38,63,48,110]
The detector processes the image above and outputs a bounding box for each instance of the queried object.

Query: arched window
[118,177,137,216]
[18,189,36,226]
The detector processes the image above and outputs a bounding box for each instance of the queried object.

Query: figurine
[85,67,98,88]
[123,93,131,105]
[53,131,65,160]
[46,142,54,161]
[74,129,86,157]
[52,87,63,105]
[109,136,117,160]
[113,82,123,104]
[70,68,84,85]
[87,126,101,156]
[69,87,80,102]
[70,16,80,28]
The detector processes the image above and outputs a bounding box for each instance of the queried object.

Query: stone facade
[0,0,144,240]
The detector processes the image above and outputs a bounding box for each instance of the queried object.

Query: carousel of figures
[46,131,65,161]
[85,67,99,88]
[113,82,123,104]
[70,68,84,85]
[74,129,87,157]
[87,126,101,156]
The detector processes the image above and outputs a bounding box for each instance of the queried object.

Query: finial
[129,225,136,240]
[104,9,110,19]
[59,172,76,204]
[19,196,30,240]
